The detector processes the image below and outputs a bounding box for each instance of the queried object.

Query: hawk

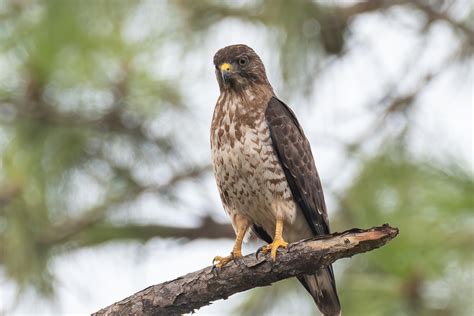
[210,44,341,316]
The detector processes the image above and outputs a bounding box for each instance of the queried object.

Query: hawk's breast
[210,92,297,234]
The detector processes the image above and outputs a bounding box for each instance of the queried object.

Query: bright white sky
[0,2,472,315]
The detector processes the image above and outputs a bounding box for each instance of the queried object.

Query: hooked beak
[220,63,233,83]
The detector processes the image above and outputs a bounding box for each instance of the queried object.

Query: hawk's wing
[257,97,341,314]
[264,96,330,236]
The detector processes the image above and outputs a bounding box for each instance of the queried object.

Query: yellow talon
[212,255,232,268]
[260,238,288,261]
[212,215,248,268]
[259,217,288,261]
[212,251,242,268]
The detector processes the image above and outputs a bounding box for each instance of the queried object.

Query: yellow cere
[220,63,232,72]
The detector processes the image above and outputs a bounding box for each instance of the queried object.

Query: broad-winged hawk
[210,44,341,316]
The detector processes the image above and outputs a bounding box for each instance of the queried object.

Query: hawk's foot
[212,251,242,268]
[257,238,288,261]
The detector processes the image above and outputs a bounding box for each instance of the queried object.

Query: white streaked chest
[210,91,295,229]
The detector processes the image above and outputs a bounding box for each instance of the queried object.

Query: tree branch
[37,166,212,248]
[73,217,234,248]
[93,224,399,316]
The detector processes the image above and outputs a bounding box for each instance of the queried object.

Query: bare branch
[73,216,234,248]
[338,0,408,19]
[36,165,211,247]
[38,192,140,247]
[93,225,399,316]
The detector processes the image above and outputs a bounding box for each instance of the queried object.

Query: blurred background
[0,0,472,315]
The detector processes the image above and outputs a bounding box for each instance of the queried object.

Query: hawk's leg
[213,215,249,268]
[258,217,288,261]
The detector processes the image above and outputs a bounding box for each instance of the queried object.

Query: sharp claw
[255,240,288,261]
[255,246,263,259]
[212,255,234,268]
[212,257,221,269]
[233,256,242,267]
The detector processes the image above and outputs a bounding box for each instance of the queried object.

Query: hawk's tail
[298,265,341,316]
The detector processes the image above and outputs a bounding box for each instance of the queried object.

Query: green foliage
[0,0,472,315]
[337,147,473,316]
[176,0,346,94]
[0,0,183,294]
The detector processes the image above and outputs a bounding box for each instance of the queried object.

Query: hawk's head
[213,44,270,91]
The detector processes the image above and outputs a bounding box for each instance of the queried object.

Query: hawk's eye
[238,56,248,66]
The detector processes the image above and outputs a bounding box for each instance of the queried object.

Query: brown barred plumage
[210,44,341,316]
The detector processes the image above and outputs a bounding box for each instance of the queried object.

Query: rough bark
[93,224,398,316]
